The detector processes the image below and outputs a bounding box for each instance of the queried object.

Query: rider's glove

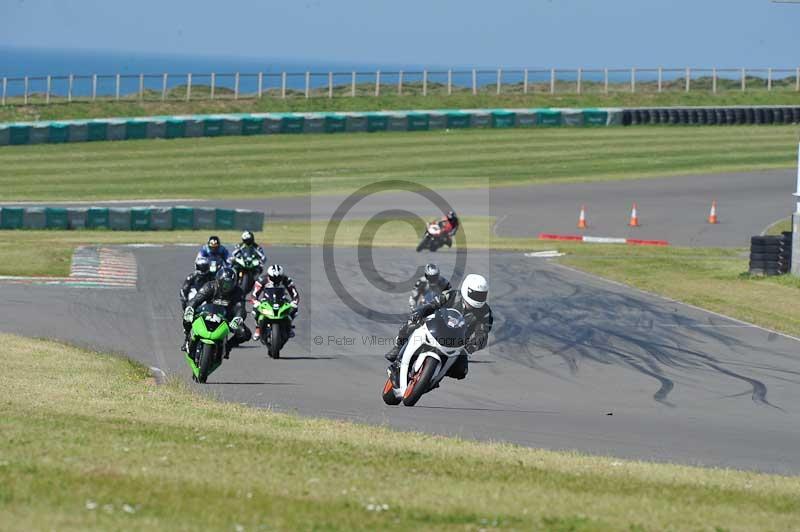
[409,310,423,323]
[183,306,194,323]
[290,301,298,308]
[230,316,243,330]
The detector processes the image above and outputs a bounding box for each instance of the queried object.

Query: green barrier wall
[1,207,24,229]
[131,208,151,230]
[87,208,110,229]
[172,207,195,229]
[45,207,69,229]
[0,206,265,231]
[0,108,641,147]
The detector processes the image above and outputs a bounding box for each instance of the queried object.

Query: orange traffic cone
[628,202,640,227]
[707,200,718,224]
[577,205,588,229]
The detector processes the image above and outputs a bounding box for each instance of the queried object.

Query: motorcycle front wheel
[381,377,401,405]
[268,324,281,359]
[198,343,215,383]
[416,235,429,252]
[402,357,438,406]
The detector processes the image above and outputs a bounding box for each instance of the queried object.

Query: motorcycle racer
[250,264,300,341]
[408,263,451,310]
[196,235,230,270]
[179,257,215,310]
[385,273,492,383]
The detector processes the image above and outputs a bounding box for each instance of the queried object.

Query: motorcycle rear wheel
[402,357,438,406]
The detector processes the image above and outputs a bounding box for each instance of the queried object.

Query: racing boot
[252,327,261,341]
[289,324,296,338]
[384,343,400,362]
[388,361,400,388]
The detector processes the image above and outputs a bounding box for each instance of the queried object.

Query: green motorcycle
[255,286,294,359]
[232,247,263,294]
[185,303,231,383]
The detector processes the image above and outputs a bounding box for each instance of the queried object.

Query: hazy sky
[2,0,799,67]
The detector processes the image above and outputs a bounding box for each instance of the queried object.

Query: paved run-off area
[2,245,799,475]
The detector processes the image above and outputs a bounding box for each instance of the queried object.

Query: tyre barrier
[0,206,265,231]
[749,233,792,276]
[2,105,799,147]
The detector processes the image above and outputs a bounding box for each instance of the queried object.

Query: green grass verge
[1,126,798,201]
[4,89,800,122]
[3,333,800,531]
[764,216,793,235]
[3,217,800,337]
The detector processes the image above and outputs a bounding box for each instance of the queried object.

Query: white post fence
[471,69,477,95]
[3,66,800,105]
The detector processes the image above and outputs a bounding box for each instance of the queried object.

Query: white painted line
[553,262,800,345]
[524,250,565,258]
[149,366,167,385]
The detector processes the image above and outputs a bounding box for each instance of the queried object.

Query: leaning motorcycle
[416,222,448,252]
[382,308,467,407]
[185,303,232,383]
[254,286,294,359]
[232,247,263,293]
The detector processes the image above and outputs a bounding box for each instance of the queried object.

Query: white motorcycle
[382,308,468,407]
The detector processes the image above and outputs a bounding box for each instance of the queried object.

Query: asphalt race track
[3,244,800,475]
[11,169,796,247]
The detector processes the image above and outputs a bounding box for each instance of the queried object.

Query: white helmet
[460,274,488,308]
[267,264,284,281]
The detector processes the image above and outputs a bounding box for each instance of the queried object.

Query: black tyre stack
[749,234,792,276]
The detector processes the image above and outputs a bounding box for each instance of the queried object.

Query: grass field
[3,89,800,122]
[1,125,799,201]
[3,333,799,531]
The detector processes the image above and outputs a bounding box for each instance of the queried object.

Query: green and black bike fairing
[185,303,230,379]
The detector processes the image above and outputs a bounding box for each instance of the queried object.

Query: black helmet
[207,235,221,252]
[446,211,457,222]
[241,230,254,246]
[195,257,210,274]
[424,263,440,283]
[216,267,237,295]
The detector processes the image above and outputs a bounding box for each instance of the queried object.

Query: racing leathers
[230,243,267,267]
[436,217,459,247]
[183,283,251,357]
[196,244,230,270]
[386,289,493,380]
[409,274,451,310]
[250,273,300,338]
[179,271,215,309]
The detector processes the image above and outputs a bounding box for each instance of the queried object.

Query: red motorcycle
[416,220,454,252]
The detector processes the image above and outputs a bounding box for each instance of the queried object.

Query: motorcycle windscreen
[425,308,467,349]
